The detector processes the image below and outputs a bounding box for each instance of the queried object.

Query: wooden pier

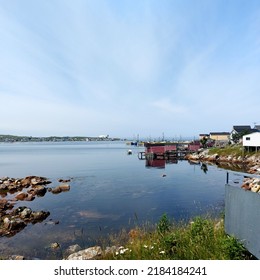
[138,150,191,160]
[138,141,199,161]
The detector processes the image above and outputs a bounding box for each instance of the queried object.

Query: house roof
[232,125,251,133]
[210,132,229,135]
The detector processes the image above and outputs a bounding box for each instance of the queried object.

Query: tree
[200,136,208,148]
[231,130,250,144]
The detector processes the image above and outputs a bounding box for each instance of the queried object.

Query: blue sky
[0,0,260,139]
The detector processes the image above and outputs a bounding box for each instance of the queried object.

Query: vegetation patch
[102,214,254,260]
[208,145,244,157]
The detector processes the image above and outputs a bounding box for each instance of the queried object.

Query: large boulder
[66,246,102,260]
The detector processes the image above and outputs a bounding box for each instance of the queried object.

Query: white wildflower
[119,248,129,254]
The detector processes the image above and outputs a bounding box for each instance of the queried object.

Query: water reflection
[145,158,178,169]
[201,163,208,174]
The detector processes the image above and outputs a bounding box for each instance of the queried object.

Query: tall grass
[102,215,253,260]
[208,144,260,158]
[208,145,244,157]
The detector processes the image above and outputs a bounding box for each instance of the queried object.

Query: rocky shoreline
[0,176,70,238]
[185,149,260,175]
[186,149,260,194]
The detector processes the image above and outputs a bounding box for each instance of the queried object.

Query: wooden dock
[138,150,191,160]
[137,141,199,161]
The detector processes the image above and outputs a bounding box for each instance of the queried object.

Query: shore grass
[208,144,260,158]
[102,214,254,260]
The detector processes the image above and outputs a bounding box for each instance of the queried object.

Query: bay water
[0,141,241,259]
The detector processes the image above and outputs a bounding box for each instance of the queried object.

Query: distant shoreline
[0,135,122,143]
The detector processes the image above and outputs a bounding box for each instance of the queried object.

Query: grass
[208,144,260,158]
[102,214,254,260]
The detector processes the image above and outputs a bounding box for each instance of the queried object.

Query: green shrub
[157,213,171,235]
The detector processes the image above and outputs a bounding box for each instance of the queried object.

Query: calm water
[0,141,241,259]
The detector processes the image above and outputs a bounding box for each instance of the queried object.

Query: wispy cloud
[151,98,188,115]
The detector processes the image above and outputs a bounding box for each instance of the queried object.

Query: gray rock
[50,242,60,249]
[65,244,82,256]
[66,246,102,260]
[9,255,25,260]
[20,208,32,219]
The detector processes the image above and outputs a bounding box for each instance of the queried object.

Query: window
[246,137,250,140]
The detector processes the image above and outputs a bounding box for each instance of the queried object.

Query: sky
[0,0,260,139]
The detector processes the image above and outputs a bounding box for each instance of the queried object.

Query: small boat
[127,149,132,155]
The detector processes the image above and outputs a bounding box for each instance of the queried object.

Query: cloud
[151,98,188,115]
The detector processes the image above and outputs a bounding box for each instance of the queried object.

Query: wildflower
[143,245,148,248]
[119,248,129,254]
[159,250,165,254]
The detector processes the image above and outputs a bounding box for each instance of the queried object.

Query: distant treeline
[0,135,121,142]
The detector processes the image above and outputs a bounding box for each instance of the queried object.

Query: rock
[51,186,62,194]
[104,246,118,255]
[65,244,82,256]
[20,177,32,187]
[7,184,19,192]
[50,242,60,249]
[8,219,26,231]
[19,208,32,219]
[0,177,9,182]
[66,246,102,260]
[241,182,251,190]
[9,255,25,260]
[31,211,50,221]
[251,184,260,193]
[0,199,12,211]
[51,184,70,194]
[30,178,40,185]
[58,179,71,183]
[3,217,11,229]
[31,185,47,196]
[0,184,8,191]
[59,184,70,192]
[21,176,51,187]
[15,192,28,201]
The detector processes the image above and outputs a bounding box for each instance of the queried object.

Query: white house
[243,132,260,151]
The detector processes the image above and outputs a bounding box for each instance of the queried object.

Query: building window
[246,137,250,140]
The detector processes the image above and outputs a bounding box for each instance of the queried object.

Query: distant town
[1,124,260,145]
[0,134,121,143]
